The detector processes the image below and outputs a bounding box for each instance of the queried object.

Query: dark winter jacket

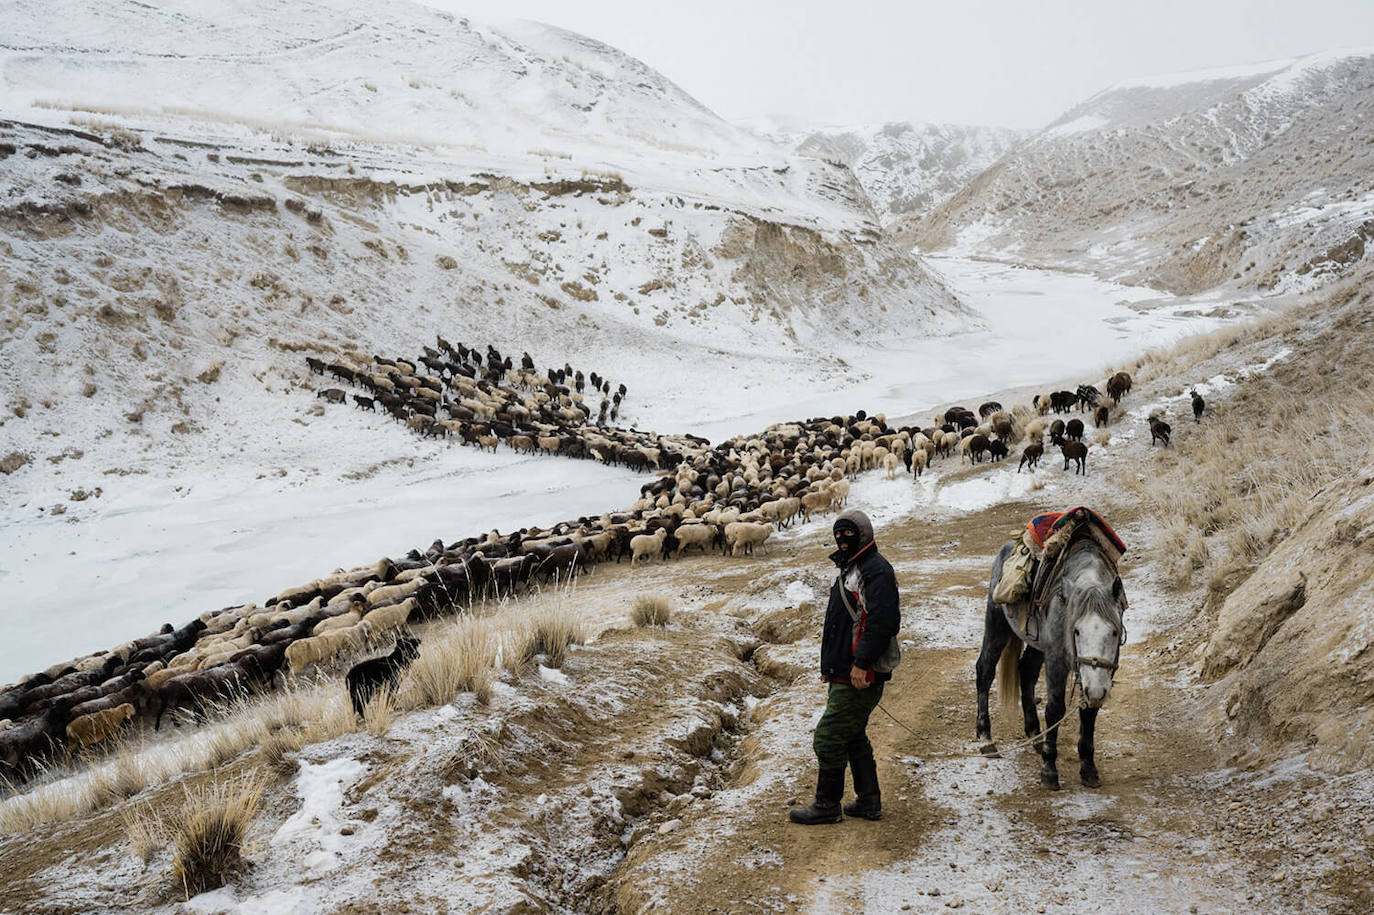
[820,510,901,683]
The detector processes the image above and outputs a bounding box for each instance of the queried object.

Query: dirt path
[3,428,1368,913]
[596,481,1364,915]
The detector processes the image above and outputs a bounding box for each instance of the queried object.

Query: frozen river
[0,257,1245,682]
[654,256,1244,443]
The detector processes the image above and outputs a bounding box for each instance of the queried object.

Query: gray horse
[976,538,1127,789]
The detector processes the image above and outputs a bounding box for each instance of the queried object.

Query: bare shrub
[169,775,266,899]
[0,451,30,475]
[631,594,672,629]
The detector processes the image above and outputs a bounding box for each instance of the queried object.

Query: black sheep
[347,635,421,717]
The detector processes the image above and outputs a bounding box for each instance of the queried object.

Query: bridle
[1073,614,1128,676]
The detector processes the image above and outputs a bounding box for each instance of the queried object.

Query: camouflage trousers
[813,680,885,771]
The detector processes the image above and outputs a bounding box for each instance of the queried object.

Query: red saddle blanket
[1027,507,1127,556]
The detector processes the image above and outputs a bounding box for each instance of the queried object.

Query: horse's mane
[1061,539,1124,652]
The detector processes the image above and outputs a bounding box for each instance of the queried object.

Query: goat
[1149,416,1172,447]
[1061,441,1088,474]
[346,635,421,717]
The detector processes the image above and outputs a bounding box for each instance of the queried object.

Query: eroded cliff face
[1207,464,1374,773]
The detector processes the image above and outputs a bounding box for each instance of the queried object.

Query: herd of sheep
[0,346,1147,782]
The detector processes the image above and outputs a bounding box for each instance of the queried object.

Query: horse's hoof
[1041,772,1061,790]
[1081,771,1101,789]
[980,742,1000,758]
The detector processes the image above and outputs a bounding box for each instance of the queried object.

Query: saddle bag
[991,531,1039,606]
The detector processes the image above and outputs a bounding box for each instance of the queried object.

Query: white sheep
[312,609,362,637]
[286,623,371,674]
[725,521,773,556]
[673,522,717,557]
[801,488,832,523]
[362,597,415,636]
[911,449,929,478]
[367,578,422,607]
[630,529,668,567]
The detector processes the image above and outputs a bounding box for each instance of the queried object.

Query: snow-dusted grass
[630,593,673,628]
[168,775,267,899]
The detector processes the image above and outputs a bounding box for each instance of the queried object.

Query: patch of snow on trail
[272,757,369,876]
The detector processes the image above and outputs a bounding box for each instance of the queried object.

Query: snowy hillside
[0,0,975,534]
[793,122,1027,225]
[910,49,1374,295]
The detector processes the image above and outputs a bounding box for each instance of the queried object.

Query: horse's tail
[998,634,1022,717]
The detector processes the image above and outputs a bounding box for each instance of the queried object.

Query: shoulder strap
[836,571,861,624]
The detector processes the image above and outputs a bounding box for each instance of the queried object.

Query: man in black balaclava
[789,508,901,825]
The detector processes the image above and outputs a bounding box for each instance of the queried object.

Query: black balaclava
[831,509,875,566]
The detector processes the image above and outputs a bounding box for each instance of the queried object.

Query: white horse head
[1066,565,1127,708]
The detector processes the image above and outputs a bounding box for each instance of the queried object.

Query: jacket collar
[830,539,875,570]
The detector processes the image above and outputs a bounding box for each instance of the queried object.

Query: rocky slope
[794,121,1027,225]
[0,0,973,516]
[908,50,1374,296]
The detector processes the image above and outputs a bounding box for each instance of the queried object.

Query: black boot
[843,755,881,820]
[788,767,845,825]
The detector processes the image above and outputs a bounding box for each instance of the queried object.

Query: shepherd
[789,509,901,825]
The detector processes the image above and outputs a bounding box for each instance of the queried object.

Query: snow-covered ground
[0,256,1250,684]
[640,254,1252,443]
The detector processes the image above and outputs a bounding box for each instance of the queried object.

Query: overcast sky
[420,0,1374,129]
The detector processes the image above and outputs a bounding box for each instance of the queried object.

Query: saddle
[992,507,1126,642]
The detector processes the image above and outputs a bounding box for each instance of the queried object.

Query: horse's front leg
[1019,647,1044,745]
[1039,664,1069,790]
[1078,706,1100,788]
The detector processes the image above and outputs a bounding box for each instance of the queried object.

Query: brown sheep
[65,703,135,751]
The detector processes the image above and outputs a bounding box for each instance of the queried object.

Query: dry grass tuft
[400,616,499,707]
[0,683,355,837]
[86,744,150,806]
[257,728,305,774]
[361,685,395,736]
[0,775,95,835]
[122,804,162,863]
[169,775,266,899]
[631,594,672,628]
[302,693,357,743]
[438,727,506,782]
[515,603,586,668]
